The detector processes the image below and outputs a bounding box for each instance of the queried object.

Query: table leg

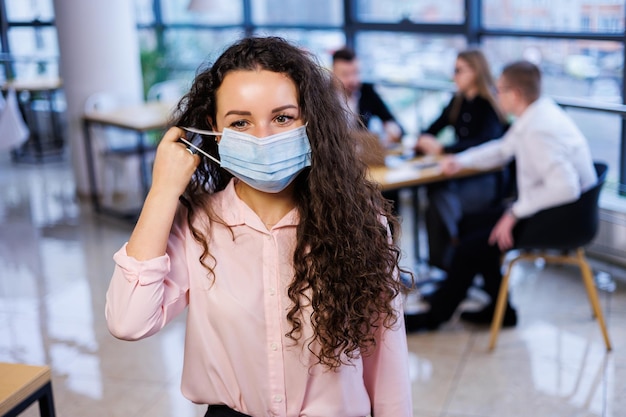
[82,119,101,213]
[38,382,56,417]
[136,131,150,198]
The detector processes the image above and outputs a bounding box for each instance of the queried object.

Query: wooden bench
[0,362,56,417]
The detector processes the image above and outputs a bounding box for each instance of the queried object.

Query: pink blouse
[105,179,412,417]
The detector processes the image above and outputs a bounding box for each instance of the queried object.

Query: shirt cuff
[113,243,170,285]
[455,151,474,168]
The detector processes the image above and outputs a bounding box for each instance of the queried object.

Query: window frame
[0,0,624,195]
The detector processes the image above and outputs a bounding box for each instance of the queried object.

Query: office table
[369,155,503,270]
[0,362,56,417]
[82,100,175,218]
[368,155,495,191]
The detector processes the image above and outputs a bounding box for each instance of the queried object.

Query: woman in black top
[415,49,509,271]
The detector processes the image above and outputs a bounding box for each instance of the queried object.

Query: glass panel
[483,36,623,185]
[355,32,465,83]
[161,0,243,25]
[482,37,623,104]
[134,0,155,25]
[7,27,59,79]
[356,0,464,23]
[139,29,243,96]
[563,108,621,185]
[163,29,242,68]
[375,85,453,138]
[483,0,625,33]
[355,32,465,134]
[252,0,342,25]
[253,29,345,68]
[5,0,54,21]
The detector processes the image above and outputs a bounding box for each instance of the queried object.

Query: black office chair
[488,162,612,351]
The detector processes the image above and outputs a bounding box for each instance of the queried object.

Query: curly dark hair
[171,36,408,370]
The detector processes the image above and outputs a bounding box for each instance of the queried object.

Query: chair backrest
[513,161,607,250]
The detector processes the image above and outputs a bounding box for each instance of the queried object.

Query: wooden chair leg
[577,248,612,351]
[488,256,517,351]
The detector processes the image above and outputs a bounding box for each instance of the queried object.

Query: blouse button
[273,395,283,403]
[462,112,471,122]
[270,342,278,351]
[269,287,276,296]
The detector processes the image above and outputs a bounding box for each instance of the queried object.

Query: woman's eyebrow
[224,110,251,117]
[223,105,298,117]
[272,104,298,113]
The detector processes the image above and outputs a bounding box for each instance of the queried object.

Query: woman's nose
[251,124,271,138]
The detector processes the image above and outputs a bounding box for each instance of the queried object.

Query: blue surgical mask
[181,125,311,193]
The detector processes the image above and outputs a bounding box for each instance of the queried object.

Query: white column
[53,0,143,195]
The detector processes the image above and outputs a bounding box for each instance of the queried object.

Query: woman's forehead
[216,70,299,113]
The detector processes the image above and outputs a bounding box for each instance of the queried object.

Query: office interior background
[2,0,626,266]
[1,1,626,417]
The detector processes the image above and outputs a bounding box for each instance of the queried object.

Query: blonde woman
[415,48,510,272]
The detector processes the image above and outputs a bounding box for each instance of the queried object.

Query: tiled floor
[1,152,625,417]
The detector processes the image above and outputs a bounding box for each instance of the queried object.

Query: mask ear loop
[178,126,222,165]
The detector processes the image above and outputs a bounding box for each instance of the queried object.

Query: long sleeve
[105,214,190,340]
[510,128,584,218]
[359,83,397,123]
[424,97,453,137]
[443,99,508,153]
[362,296,413,417]
[105,180,407,416]
[456,135,516,171]
[424,96,508,155]
[357,83,405,137]
[457,97,597,220]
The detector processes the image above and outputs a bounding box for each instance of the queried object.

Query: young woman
[415,49,510,271]
[416,48,508,155]
[105,36,412,417]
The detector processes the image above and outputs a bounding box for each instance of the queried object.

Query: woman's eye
[275,114,294,124]
[229,120,248,129]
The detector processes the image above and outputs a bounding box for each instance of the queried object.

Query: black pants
[205,405,252,417]
[425,173,500,271]
[425,206,506,322]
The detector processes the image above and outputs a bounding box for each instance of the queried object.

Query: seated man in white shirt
[405,60,597,332]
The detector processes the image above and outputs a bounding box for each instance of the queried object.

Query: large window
[1,0,57,81]
[252,0,342,25]
[356,0,464,23]
[161,0,243,25]
[483,0,624,33]
[1,0,625,194]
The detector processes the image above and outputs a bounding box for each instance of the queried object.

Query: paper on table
[384,156,441,183]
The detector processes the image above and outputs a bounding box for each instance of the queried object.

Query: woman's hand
[126,127,201,261]
[415,134,443,155]
[150,127,201,199]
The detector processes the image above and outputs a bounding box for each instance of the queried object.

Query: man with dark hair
[332,47,403,144]
[405,60,597,331]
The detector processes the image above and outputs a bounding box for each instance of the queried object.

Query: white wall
[52,0,144,195]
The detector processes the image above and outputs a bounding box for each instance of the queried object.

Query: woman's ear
[207,117,220,143]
